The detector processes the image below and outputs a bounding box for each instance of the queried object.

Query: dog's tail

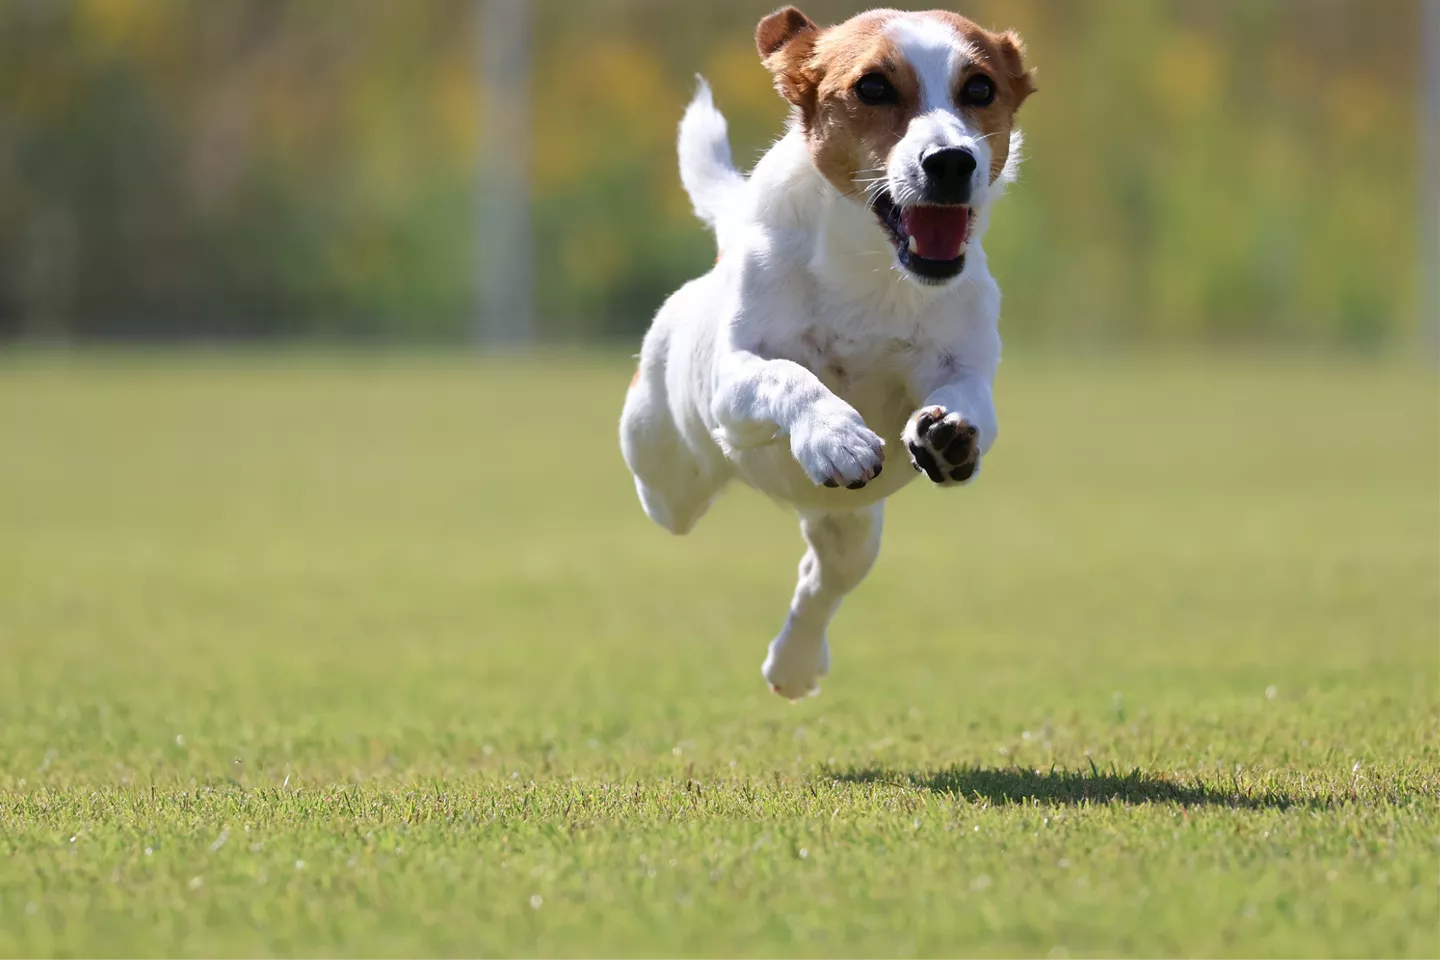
[678,77,745,250]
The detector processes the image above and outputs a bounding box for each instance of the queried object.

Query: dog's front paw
[790,409,885,490]
[904,405,979,484]
[762,635,829,700]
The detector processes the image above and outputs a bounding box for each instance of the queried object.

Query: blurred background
[0,18,1436,948]
[1,0,1434,350]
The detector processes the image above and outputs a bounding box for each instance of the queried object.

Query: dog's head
[758,7,1034,286]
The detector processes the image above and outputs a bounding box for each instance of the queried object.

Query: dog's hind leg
[762,503,884,699]
[620,362,725,536]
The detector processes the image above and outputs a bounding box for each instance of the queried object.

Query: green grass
[0,350,1436,958]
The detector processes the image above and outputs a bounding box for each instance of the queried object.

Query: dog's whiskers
[860,182,889,201]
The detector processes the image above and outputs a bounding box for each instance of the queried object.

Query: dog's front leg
[763,504,884,699]
[711,351,885,489]
[902,372,997,486]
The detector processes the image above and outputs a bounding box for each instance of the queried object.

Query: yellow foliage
[1323,70,1387,142]
[1156,31,1220,118]
[437,61,480,159]
[704,40,781,122]
[76,0,166,57]
[529,39,672,194]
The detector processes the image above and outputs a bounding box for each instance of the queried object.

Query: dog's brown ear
[756,6,816,58]
[757,6,820,120]
[995,30,1036,107]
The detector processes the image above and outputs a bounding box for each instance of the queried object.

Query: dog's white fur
[619,11,1024,699]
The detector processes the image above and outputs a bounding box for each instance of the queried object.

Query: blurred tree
[0,0,1423,346]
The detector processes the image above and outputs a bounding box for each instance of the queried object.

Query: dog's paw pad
[904,406,978,485]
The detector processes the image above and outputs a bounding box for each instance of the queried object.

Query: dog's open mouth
[871,190,971,284]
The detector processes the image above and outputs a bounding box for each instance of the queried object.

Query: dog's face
[758,7,1034,286]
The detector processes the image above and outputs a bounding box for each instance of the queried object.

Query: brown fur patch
[930,14,1035,180]
[630,367,641,388]
[756,8,1035,194]
[757,7,821,121]
[807,11,917,198]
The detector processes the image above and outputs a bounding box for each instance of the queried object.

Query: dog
[619,6,1035,699]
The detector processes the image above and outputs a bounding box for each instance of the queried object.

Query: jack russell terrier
[619,6,1035,699]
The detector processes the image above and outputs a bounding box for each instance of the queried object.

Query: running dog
[619,6,1035,698]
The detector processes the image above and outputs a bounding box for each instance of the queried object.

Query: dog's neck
[749,127,994,317]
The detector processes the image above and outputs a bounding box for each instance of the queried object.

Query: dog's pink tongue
[901,206,970,261]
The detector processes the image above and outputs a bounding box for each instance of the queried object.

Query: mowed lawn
[0,351,1435,958]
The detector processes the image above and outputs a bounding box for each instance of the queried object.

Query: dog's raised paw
[904,405,979,484]
[791,410,885,490]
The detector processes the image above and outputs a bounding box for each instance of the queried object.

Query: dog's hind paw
[762,636,829,700]
[903,405,979,485]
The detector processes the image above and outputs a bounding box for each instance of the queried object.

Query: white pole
[475,0,533,345]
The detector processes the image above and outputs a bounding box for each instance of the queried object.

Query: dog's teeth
[906,235,918,254]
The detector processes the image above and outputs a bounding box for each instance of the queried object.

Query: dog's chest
[771,326,923,435]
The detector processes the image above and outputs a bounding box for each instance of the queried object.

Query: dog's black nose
[920,147,977,202]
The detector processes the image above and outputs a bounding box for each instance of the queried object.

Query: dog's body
[620,7,1034,698]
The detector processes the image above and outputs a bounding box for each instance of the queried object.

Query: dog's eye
[959,74,996,107]
[855,73,898,105]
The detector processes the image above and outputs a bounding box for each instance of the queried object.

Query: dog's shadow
[825,762,1317,809]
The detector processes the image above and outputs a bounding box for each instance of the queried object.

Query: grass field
[0,350,1436,957]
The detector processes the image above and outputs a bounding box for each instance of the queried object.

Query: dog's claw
[831,459,883,490]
